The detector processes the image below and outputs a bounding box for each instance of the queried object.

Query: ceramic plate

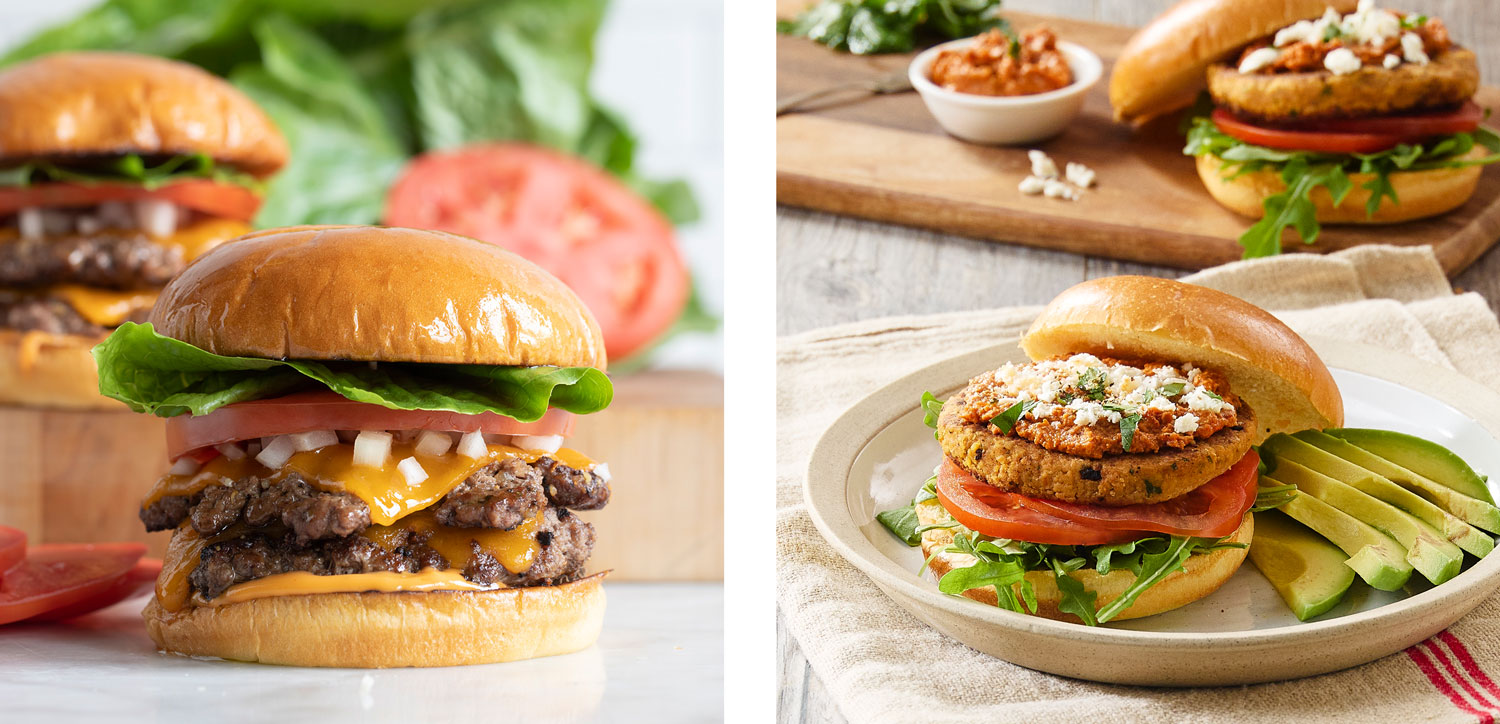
[804,336,1500,686]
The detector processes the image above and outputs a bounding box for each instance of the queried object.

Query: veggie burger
[93,225,615,666]
[0,52,286,407]
[1110,0,1499,257]
[891,277,1342,624]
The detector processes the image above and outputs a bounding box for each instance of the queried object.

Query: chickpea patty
[1208,46,1478,122]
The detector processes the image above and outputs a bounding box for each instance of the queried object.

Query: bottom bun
[918,501,1252,623]
[1196,146,1485,224]
[143,573,607,667]
[0,330,119,409]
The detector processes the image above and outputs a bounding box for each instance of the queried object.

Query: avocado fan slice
[1249,508,1355,621]
[1325,428,1495,505]
[1264,474,1413,591]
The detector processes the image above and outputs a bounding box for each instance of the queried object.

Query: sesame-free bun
[1021,276,1343,441]
[0,330,118,409]
[149,225,608,369]
[1109,0,1357,122]
[918,501,1253,623]
[142,574,606,667]
[1197,147,1485,224]
[0,52,287,175]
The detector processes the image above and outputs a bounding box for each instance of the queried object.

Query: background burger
[1110,0,1500,258]
[0,52,286,408]
[881,276,1342,624]
[92,225,616,666]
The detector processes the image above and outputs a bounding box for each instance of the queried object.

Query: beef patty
[0,232,184,289]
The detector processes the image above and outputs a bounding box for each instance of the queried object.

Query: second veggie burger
[0,52,286,407]
[93,225,615,666]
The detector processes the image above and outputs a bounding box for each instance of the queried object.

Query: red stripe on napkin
[1440,632,1500,703]
[1408,644,1493,723]
[1425,639,1500,712]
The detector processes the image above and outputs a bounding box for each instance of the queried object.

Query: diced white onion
[457,431,487,459]
[16,207,43,239]
[255,435,297,469]
[397,456,428,485]
[593,463,612,483]
[353,430,393,468]
[290,429,338,452]
[97,201,132,228]
[134,200,178,238]
[512,434,563,454]
[214,442,246,461]
[415,430,453,457]
[169,457,201,476]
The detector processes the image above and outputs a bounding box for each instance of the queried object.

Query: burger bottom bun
[0,329,118,409]
[1196,147,1485,224]
[918,501,1252,623]
[143,573,607,667]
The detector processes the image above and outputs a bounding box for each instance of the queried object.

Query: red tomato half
[1212,108,1409,154]
[0,180,261,221]
[384,144,689,361]
[934,452,1257,545]
[0,543,146,626]
[0,526,24,575]
[1294,101,1483,137]
[28,558,161,622]
[165,390,577,461]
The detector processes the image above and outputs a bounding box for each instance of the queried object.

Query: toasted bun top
[150,225,607,369]
[0,52,287,175]
[1109,0,1358,122]
[1021,276,1343,441]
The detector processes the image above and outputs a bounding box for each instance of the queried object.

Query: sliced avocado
[1292,430,1494,558]
[1249,509,1356,621]
[1264,453,1463,585]
[1326,428,1495,504]
[1266,474,1412,591]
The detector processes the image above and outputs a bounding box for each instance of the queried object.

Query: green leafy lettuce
[0,153,262,191]
[1184,116,1500,259]
[777,0,1010,55]
[92,322,613,419]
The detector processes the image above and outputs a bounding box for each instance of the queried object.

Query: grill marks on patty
[0,232,184,289]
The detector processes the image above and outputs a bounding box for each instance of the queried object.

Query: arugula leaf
[989,399,1034,434]
[877,504,922,545]
[915,475,938,503]
[778,0,1009,55]
[920,391,945,438]
[91,322,612,419]
[1050,557,1098,626]
[1119,413,1142,452]
[1095,536,1197,623]
[1252,482,1299,513]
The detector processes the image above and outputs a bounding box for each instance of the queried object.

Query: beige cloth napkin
[777,246,1500,724]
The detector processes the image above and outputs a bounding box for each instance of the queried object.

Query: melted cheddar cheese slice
[47,285,158,326]
[200,569,493,607]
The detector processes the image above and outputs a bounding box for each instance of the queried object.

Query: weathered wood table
[777,2,1500,721]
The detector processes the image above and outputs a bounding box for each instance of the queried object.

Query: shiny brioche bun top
[1021,276,1343,441]
[1109,0,1358,123]
[0,52,288,175]
[150,225,607,369]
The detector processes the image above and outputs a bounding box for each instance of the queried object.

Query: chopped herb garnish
[1202,389,1223,401]
[1078,368,1109,400]
[1159,382,1186,397]
[989,399,1035,434]
[1120,413,1142,452]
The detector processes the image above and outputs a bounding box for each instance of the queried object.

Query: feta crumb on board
[1065,162,1095,188]
[1018,175,1047,195]
[1027,149,1058,179]
[1042,179,1079,201]
[1021,150,1094,202]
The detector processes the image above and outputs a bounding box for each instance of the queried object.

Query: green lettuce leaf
[92,322,612,419]
[0,153,262,191]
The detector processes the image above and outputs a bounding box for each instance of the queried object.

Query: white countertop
[0,582,722,723]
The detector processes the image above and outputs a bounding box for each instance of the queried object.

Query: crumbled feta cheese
[1037,377,1061,403]
[1018,175,1046,195]
[1344,8,1400,45]
[1042,178,1079,201]
[1383,53,1401,69]
[1324,48,1361,75]
[1174,414,1200,434]
[1273,22,1315,48]
[1182,386,1233,413]
[1357,0,1373,12]
[1401,32,1429,64]
[1239,46,1281,73]
[1146,395,1177,413]
[1065,162,1096,189]
[1028,149,1059,179]
[1068,399,1103,426]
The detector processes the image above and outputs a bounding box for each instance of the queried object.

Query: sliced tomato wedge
[1293,101,1483,137]
[165,390,577,461]
[0,526,25,575]
[0,543,146,626]
[384,144,689,361]
[28,558,161,622]
[0,180,261,221]
[935,452,1257,545]
[1212,108,1409,154]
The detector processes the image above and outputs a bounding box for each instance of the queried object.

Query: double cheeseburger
[93,226,615,666]
[0,52,286,407]
[899,277,1341,624]
[1110,0,1499,256]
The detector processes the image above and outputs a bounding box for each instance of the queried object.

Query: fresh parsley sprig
[777,0,1011,55]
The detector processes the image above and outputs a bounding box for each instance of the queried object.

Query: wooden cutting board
[777,11,1500,274]
[0,371,723,582]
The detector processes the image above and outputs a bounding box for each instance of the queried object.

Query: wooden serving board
[776,11,1500,274]
[0,371,723,582]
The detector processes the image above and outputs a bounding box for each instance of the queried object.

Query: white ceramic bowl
[909,37,1102,145]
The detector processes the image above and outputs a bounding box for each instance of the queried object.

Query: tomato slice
[164,390,577,461]
[1017,451,1259,538]
[1212,108,1410,153]
[384,144,689,361]
[935,461,1141,545]
[1293,101,1483,137]
[29,558,161,622]
[0,543,146,626]
[0,180,261,221]
[0,526,24,575]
